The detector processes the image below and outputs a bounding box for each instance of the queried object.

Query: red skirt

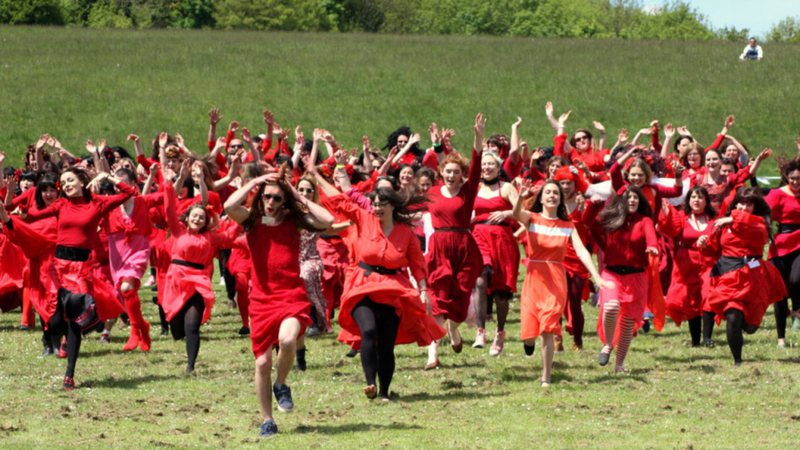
[27,253,58,325]
[337,266,445,348]
[0,234,24,298]
[596,270,648,346]
[161,263,216,324]
[472,224,520,294]
[665,248,709,326]
[705,259,786,326]
[248,287,312,357]
[426,230,482,323]
[51,257,124,322]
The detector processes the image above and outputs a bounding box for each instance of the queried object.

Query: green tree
[0,0,64,24]
[766,16,800,42]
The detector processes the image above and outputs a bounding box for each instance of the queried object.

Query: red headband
[552,166,589,193]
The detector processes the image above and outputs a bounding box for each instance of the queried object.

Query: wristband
[335,164,346,169]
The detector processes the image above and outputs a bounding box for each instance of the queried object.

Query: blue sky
[648,0,800,38]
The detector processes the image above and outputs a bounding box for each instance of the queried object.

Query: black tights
[772,250,800,338]
[566,274,586,346]
[47,302,83,378]
[169,294,205,371]
[352,298,400,398]
[725,308,759,364]
[702,311,715,341]
[688,317,701,346]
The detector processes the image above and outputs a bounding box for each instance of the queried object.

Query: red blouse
[426,149,481,228]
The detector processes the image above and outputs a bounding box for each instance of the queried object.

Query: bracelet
[335,164,346,169]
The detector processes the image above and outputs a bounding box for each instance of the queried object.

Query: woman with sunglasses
[225,169,333,438]
[546,102,609,178]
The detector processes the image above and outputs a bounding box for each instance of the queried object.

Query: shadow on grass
[81,373,179,389]
[81,347,174,357]
[294,422,422,434]
[588,367,651,383]
[397,390,510,403]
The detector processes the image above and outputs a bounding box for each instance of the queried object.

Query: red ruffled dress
[701,210,786,325]
[246,219,312,358]
[105,193,164,287]
[323,195,446,347]
[425,149,483,323]
[0,230,24,312]
[161,185,240,325]
[660,208,715,326]
[24,184,137,322]
[471,188,519,294]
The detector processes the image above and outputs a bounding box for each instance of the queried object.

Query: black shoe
[598,349,611,366]
[702,338,715,348]
[641,319,651,334]
[120,313,130,326]
[259,419,278,437]
[346,348,358,358]
[42,345,55,357]
[296,348,307,372]
[238,326,250,336]
[160,327,169,337]
[272,384,294,412]
[19,325,33,331]
[524,343,536,357]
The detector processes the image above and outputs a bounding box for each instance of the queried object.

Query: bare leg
[255,351,274,421]
[541,333,554,385]
[275,318,300,385]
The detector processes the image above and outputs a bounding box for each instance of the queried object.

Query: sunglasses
[575,136,589,141]
[229,144,245,150]
[263,193,284,202]
[297,187,315,194]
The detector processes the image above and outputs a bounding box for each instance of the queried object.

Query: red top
[553,133,609,176]
[765,188,800,257]
[104,193,164,237]
[9,187,35,212]
[246,219,305,301]
[700,210,768,258]
[25,182,136,249]
[689,167,751,211]
[426,149,481,228]
[609,161,681,217]
[586,201,657,269]
[324,194,426,282]
[472,189,513,225]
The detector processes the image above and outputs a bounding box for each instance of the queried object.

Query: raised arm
[392,133,420,165]
[287,181,335,230]
[208,108,220,151]
[512,180,533,227]
[660,123,674,158]
[748,148,772,177]
[191,161,209,206]
[544,101,560,131]
[224,174,271,225]
[593,121,606,151]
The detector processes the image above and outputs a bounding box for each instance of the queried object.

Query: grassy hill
[1,27,798,172]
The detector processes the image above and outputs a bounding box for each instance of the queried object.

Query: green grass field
[2,27,800,448]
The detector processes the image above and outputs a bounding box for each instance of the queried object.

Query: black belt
[319,234,339,240]
[777,223,800,234]
[171,259,205,270]
[434,227,469,233]
[606,265,644,275]
[711,255,760,277]
[55,245,91,262]
[358,261,400,276]
[474,220,511,227]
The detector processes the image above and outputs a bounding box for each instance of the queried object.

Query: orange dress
[520,213,574,340]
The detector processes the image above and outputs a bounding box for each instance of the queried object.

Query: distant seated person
[739,37,763,61]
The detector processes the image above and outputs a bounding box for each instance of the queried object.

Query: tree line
[2,0,799,42]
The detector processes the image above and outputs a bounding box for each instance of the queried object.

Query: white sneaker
[472,328,486,348]
[489,330,505,357]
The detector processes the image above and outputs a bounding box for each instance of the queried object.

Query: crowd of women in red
[0,104,797,437]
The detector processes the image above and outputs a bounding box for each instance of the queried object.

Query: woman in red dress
[470,150,519,356]
[225,171,333,438]
[23,167,133,390]
[313,165,444,399]
[698,188,786,365]
[513,180,607,386]
[161,170,239,374]
[423,113,484,370]
[661,186,717,347]
[585,186,658,372]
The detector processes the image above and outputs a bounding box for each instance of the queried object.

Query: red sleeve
[224,130,235,152]
[642,216,658,248]
[653,182,682,199]
[207,140,215,152]
[209,220,242,249]
[322,193,365,224]
[651,130,661,153]
[23,198,62,222]
[136,154,152,171]
[406,226,427,282]
[554,133,567,157]
[215,152,228,176]
[142,192,165,209]
[730,166,751,186]
[503,155,522,180]
[164,183,184,237]
[422,150,439,171]
[96,182,137,216]
[5,216,56,258]
[659,205,682,238]
[609,161,626,191]
[705,133,725,151]
[353,171,378,193]
[464,149,482,198]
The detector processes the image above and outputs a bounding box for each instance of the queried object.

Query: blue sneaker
[273,383,294,412]
[259,419,278,437]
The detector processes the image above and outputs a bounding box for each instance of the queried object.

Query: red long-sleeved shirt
[25,182,136,249]
[426,149,481,228]
[586,201,657,269]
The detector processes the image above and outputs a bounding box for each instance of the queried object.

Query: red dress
[661,208,715,326]
[324,195,445,347]
[246,219,312,358]
[701,210,786,325]
[0,231,24,312]
[425,149,483,322]
[161,185,240,325]
[520,213,574,340]
[471,188,519,294]
[765,188,800,258]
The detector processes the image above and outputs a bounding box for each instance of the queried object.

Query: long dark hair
[34,173,59,210]
[367,187,427,224]
[60,168,92,202]
[599,186,652,231]
[530,180,569,221]
[241,179,322,233]
[683,186,717,218]
[725,187,770,218]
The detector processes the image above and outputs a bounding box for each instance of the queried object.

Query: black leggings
[772,250,800,338]
[170,294,205,371]
[702,311,715,341]
[566,274,586,346]
[352,297,400,398]
[47,301,84,378]
[725,308,759,364]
